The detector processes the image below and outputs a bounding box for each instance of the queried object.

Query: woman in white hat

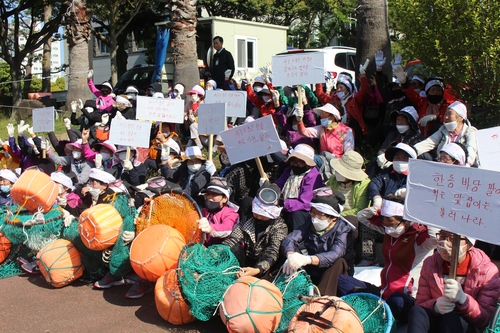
[87,69,115,113]
[176,146,214,197]
[0,169,18,206]
[185,84,205,149]
[80,168,117,208]
[50,171,84,216]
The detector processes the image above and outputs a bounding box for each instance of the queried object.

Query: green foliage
[0,63,12,96]
[51,77,66,92]
[30,77,42,92]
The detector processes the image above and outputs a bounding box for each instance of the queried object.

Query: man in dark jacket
[208,36,235,89]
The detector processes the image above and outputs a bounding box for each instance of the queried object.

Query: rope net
[341,292,396,333]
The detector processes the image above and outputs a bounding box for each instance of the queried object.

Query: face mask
[100,152,111,161]
[0,185,10,193]
[393,161,409,175]
[188,163,202,173]
[254,86,263,93]
[291,165,308,175]
[337,91,346,99]
[72,151,82,160]
[171,92,178,99]
[391,90,405,99]
[385,224,406,238]
[292,124,298,131]
[58,185,64,194]
[320,118,331,127]
[427,94,443,104]
[126,93,137,100]
[221,153,231,166]
[335,171,346,182]
[444,121,458,132]
[206,87,214,91]
[396,125,410,134]
[191,94,200,103]
[118,152,127,161]
[311,217,330,232]
[89,187,101,197]
[205,199,222,212]
[437,240,468,261]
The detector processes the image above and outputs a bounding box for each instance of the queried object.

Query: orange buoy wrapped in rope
[10,169,58,213]
[0,232,11,264]
[37,239,84,288]
[78,204,123,251]
[155,269,196,325]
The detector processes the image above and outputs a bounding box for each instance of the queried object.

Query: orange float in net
[288,296,364,333]
[78,204,123,251]
[0,232,11,264]
[135,191,202,243]
[155,269,196,325]
[130,224,186,282]
[10,169,58,213]
[37,239,84,288]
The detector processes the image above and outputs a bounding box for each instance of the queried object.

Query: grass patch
[0,113,69,141]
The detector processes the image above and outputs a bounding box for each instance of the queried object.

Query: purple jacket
[275,108,318,148]
[9,135,34,171]
[275,166,325,213]
[88,79,114,113]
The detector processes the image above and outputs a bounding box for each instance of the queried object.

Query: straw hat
[183,146,206,161]
[330,151,368,182]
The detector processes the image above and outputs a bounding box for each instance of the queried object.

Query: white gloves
[376,153,388,168]
[123,160,133,171]
[122,230,135,245]
[326,77,335,93]
[224,69,232,80]
[70,100,79,113]
[294,107,304,122]
[57,195,67,207]
[259,177,269,187]
[135,183,148,191]
[283,252,312,275]
[64,213,76,227]
[393,54,403,66]
[27,126,34,137]
[87,69,93,79]
[271,90,280,106]
[205,160,216,176]
[232,71,243,88]
[394,187,407,198]
[101,113,109,126]
[64,118,71,130]
[359,59,370,75]
[419,114,437,126]
[244,69,253,86]
[18,120,29,134]
[115,111,124,120]
[392,64,406,84]
[6,124,14,138]
[198,217,212,233]
[444,278,467,304]
[259,62,272,79]
[95,154,103,169]
[188,114,196,123]
[372,196,383,209]
[40,139,51,153]
[160,143,170,161]
[434,296,455,314]
[375,50,386,70]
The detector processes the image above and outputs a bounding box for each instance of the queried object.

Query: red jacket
[314,76,370,135]
[246,84,277,120]
[416,248,500,332]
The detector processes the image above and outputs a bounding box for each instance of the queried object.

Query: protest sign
[205,90,246,118]
[219,115,282,165]
[108,119,151,148]
[476,126,500,172]
[272,52,325,87]
[136,96,184,123]
[198,103,226,135]
[32,107,55,133]
[404,159,500,245]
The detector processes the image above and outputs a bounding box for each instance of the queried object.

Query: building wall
[92,52,148,84]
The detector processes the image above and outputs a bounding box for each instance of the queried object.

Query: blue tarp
[152,27,170,83]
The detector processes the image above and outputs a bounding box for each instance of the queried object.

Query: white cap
[313,103,342,121]
[0,169,18,184]
[152,92,164,99]
[89,168,116,184]
[50,172,75,191]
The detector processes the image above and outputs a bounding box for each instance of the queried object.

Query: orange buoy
[78,204,123,251]
[0,232,11,264]
[155,269,196,325]
[37,239,84,288]
[10,169,58,212]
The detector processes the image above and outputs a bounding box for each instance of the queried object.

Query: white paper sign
[219,115,282,165]
[32,107,55,133]
[108,119,151,148]
[205,90,247,118]
[271,52,325,87]
[136,96,184,123]
[198,103,226,135]
[404,159,500,245]
[476,126,500,172]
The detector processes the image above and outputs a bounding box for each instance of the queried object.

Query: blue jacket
[367,167,407,201]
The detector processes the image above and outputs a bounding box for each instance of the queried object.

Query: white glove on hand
[244,68,253,83]
[101,113,109,126]
[224,69,232,80]
[64,118,71,130]
[57,195,67,207]
[259,177,269,187]
[0,138,4,146]
[205,160,216,176]
[434,296,456,314]
[271,90,280,106]
[393,54,403,66]
[87,69,93,79]
[188,114,196,123]
[198,217,212,233]
[40,139,51,153]
[95,154,103,169]
[372,196,383,209]
[359,59,370,75]
[418,114,437,127]
[232,74,243,89]
[70,100,79,113]
[18,120,29,134]
[283,253,312,275]
[64,213,76,227]
[444,278,468,304]
[376,154,388,168]
[122,230,135,245]
[123,160,133,171]
[160,143,170,161]
[7,124,15,138]
[375,50,386,70]
[394,187,407,198]
[27,126,34,137]
[294,107,304,122]
[326,78,335,93]
[392,64,407,84]
[115,111,124,120]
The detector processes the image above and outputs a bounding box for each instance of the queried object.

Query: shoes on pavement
[94,272,126,289]
[125,278,152,299]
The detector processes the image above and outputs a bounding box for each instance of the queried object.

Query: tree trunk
[10,66,23,121]
[23,58,33,97]
[355,0,391,81]
[116,33,129,79]
[302,12,317,49]
[65,0,92,107]
[109,32,119,85]
[42,3,52,92]
[171,0,199,91]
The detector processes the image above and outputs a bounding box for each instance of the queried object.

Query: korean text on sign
[32,107,55,133]
[205,90,246,118]
[136,96,184,123]
[108,119,151,148]
[198,103,226,135]
[271,52,325,86]
[404,159,500,245]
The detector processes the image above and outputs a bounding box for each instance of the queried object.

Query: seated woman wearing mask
[281,187,356,296]
[79,168,116,208]
[413,101,478,167]
[174,146,214,198]
[0,169,18,206]
[46,139,95,185]
[81,129,116,170]
[407,230,500,333]
[114,146,147,186]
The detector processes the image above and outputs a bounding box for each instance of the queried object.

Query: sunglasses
[257,187,279,205]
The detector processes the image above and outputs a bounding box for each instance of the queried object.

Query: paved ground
[0,273,227,333]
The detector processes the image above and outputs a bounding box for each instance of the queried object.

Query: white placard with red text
[271,52,325,86]
[219,115,282,165]
[108,118,151,148]
[476,126,500,172]
[32,107,55,133]
[404,159,500,245]
[205,90,247,118]
[198,103,226,135]
[136,96,184,123]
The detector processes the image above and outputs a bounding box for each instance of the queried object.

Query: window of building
[95,27,110,55]
[235,36,256,70]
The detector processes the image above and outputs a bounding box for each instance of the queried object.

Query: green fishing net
[0,244,24,279]
[341,292,396,333]
[177,243,240,321]
[273,270,316,333]
[484,304,500,333]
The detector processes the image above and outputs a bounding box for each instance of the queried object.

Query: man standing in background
[209,36,235,89]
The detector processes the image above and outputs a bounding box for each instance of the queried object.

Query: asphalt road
[0,274,227,333]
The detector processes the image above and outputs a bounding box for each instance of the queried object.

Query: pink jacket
[88,79,115,113]
[416,248,500,332]
[202,205,239,246]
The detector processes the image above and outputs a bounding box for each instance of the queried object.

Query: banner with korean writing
[476,126,500,172]
[136,96,184,123]
[271,52,325,87]
[219,115,282,165]
[404,159,500,245]
[205,90,246,117]
[198,103,226,135]
[108,119,151,148]
[32,107,55,133]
